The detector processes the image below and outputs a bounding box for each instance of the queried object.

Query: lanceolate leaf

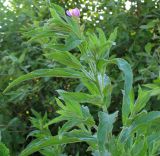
[130,137,147,156]
[20,136,79,156]
[107,58,133,124]
[132,87,151,114]
[20,130,96,156]
[104,27,118,58]
[115,58,133,124]
[64,37,83,51]
[119,111,160,143]
[102,75,112,109]
[3,68,83,93]
[81,78,100,95]
[57,90,103,107]
[50,3,66,20]
[44,98,95,128]
[97,111,118,156]
[45,51,82,69]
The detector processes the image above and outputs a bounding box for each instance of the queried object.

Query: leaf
[97,59,107,74]
[57,90,103,107]
[92,150,111,156]
[140,19,159,29]
[131,137,147,156]
[102,75,112,109]
[132,86,151,114]
[97,111,118,156]
[86,27,117,59]
[44,116,64,128]
[96,28,106,45]
[45,51,82,69]
[20,130,96,156]
[129,88,135,112]
[47,98,83,126]
[58,121,78,137]
[145,43,153,54]
[44,98,94,128]
[81,78,100,95]
[40,147,57,156]
[144,82,160,96]
[49,8,60,19]
[104,27,118,58]
[119,111,160,143]
[52,3,65,17]
[64,36,82,51]
[81,105,95,127]
[147,132,160,155]
[3,68,83,93]
[0,142,9,156]
[50,3,65,19]
[108,58,133,124]
[20,136,79,156]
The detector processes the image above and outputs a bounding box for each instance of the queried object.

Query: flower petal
[72,8,80,17]
[66,10,72,16]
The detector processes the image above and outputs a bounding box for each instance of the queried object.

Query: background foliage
[0,0,159,155]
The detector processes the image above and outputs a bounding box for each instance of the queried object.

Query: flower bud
[66,8,80,17]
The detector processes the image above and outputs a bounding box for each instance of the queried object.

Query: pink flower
[66,8,80,17]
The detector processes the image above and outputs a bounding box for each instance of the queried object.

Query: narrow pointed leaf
[20,130,96,156]
[119,111,160,143]
[108,58,133,124]
[57,90,102,107]
[97,111,118,155]
[45,51,82,69]
[4,68,82,93]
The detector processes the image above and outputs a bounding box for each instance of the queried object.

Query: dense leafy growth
[0,0,160,155]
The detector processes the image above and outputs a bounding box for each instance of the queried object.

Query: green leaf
[97,111,118,156]
[132,87,151,114]
[20,130,96,156]
[131,137,147,156]
[96,28,106,45]
[64,35,83,51]
[48,98,83,124]
[144,82,160,96]
[115,59,133,123]
[147,132,160,155]
[58,121,78,137]
[44,98,95,128]
[3,68,83,93]
[49,8,60,19]
[57,90,103,107]
[44,116,64,128]
[20,136,79,156]
[0,142,9,156]
[40,147,57,156]
[104,27,118,58]
[45,51,82,69]
[108,58,133,124]
[92,150,111,156]
[49,3,65,20]
[145,43,153,54]
[102,75,112,109]
[52,3,65,17]
[140,19,159,29]
[119,111,160,143]
[81,78,100,95]
[81,105,95,127]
